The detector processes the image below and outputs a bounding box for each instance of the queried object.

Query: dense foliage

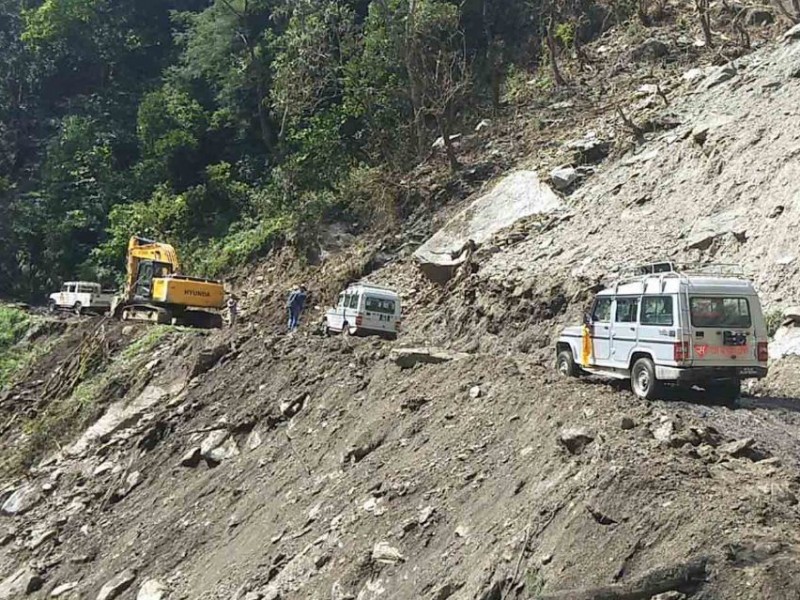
[0,0,629,300]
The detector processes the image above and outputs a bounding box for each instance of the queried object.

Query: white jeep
[48,282,114,315]
[555,262,769,403]
[325,283,401,340]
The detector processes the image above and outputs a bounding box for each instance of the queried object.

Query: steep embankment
[3,23,800,600]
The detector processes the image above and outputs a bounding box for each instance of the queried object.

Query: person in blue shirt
[287,285,308,331]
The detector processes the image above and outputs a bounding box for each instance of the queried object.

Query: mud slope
[3,328,800,600]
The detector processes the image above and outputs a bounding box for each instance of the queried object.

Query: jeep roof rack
[614,260,747,288]
[351,281,397,292]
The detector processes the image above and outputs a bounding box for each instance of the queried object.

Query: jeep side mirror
[583,311,592,325]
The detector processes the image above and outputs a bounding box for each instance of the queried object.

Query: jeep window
[592,297,612,322]
[366,296,396,315]
[641,296,674,326]
[615,297,639,323]
[61,284,69,292]
[690,297,751,328]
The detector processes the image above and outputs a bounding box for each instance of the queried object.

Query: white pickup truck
[48,282,114,315]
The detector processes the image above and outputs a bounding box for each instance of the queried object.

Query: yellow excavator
[110,236,225,328]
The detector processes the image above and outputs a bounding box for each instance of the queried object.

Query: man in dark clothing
[287,285,308,331]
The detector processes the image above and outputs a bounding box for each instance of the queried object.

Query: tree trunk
[483,0,500,112]
[405,0,427,160]
[696,0,713,47]
[437,115,460,173]
[546,19,567,87]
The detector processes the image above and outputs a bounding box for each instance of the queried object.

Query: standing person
[287,285,308,332]
[226,295,239,327]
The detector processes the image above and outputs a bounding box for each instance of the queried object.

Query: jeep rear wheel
[556,350,578,378]
[708,380,741,407]
[631,358,661,400]
[74,302,83,316]
[48,300,57,313]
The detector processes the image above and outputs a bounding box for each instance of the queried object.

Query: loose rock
[0,567,43,598]
[390,347,470,369]
[2,485,42,515]
[703,64,737,90]
[180,446,202,468]
[51,582,78,597]
[632,38,669,61]
[372,541,404,564]
[719,438,755,459]
[558,428,595,454]
[97,569,136,600]
[136,579,167,600]
[550,166,579,190]
[783,23,800,41]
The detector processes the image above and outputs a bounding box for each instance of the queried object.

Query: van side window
[615,298,639,323]
[348,294,359,309]
[337,294,345,308]
[592,298,612,322]
[641,296,673,326]
[366,297,396,315]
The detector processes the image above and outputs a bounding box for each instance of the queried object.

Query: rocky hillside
[3,15,800,600]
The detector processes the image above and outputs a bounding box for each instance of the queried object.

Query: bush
[0,307,35,389]
[191,216,292,277]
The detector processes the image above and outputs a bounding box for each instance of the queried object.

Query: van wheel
[342,322,351,337]
[74,302,83,316]
[708,380,741,407]
[631,358,661,400]
[556,350,578,378]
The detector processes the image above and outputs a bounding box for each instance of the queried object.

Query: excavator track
[120,304,222,329]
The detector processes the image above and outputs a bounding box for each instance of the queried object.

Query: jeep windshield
[689,297,751,328]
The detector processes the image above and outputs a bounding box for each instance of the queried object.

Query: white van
[555,262,769,403]
[48,281,114,315]
[325,283,401,340]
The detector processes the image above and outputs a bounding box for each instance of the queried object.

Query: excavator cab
[133,260,173,301]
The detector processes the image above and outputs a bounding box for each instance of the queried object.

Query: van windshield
[365,296,396,315]
[690,297,751,328]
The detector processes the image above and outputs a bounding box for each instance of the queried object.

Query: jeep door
[638,295,678,365]
[589,297,613,362]
[610,297,640,368]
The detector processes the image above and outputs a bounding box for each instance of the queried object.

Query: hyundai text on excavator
[110,236,225,328]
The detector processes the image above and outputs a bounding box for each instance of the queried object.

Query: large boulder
[685,209,746,250]
[414,171,563,283]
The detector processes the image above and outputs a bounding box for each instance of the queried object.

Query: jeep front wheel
[631,357,661,400]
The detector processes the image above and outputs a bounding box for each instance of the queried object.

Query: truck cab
[325,283,402,340]
[555,262,769,404]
